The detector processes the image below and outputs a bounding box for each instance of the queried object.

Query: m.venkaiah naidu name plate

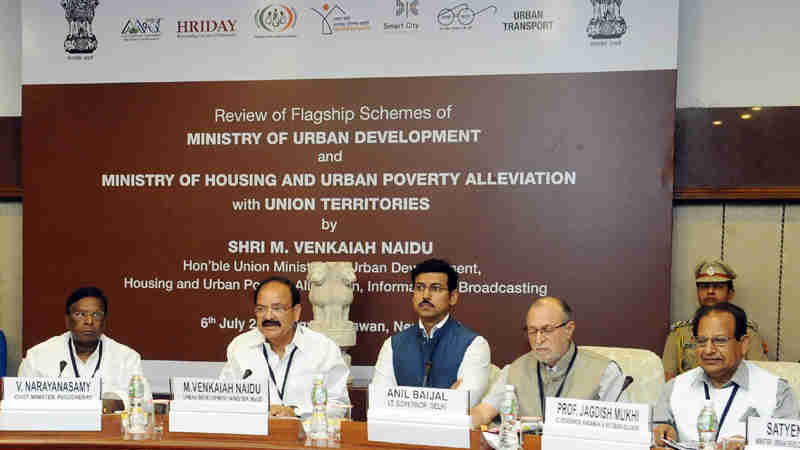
[543,397,651,450]
[747,417,800,449]
[0,377,101,431]
[368,385,470,448]
[169,377,269,435]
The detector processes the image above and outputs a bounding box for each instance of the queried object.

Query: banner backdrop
[22,1,678,377]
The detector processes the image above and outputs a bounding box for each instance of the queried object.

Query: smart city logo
[121,17,163,41]
[254,4,298,36]
[385,0,421,32]
[61,0,99,56]
[437,3,497,30]
[311,3,370,35]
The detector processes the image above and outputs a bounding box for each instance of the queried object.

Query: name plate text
[369,385,467,414]
[2,377,100,402]
[544,397,651,444]
[171,377,267,404]
[749,417,800,448]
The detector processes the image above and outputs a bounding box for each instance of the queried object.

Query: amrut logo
[587,0,627,39]
[255,4,298,34]
[61,0,99,54]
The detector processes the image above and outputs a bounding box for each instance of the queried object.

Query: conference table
[0,415,677,449]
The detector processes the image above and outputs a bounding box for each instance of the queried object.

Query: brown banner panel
[675,107,800,199]
[23,72,675,366]
[0,117,22,198]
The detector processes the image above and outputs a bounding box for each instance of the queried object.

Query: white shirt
[219,326,350,417]
[18,331,145,409]
[371,314,491,408]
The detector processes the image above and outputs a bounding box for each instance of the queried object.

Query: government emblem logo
[587,0,627,39]
[61,0,100,54]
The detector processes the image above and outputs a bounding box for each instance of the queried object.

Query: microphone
[242,369,253,380]
[58,361,67,378]
[422,361,432,387]
[615,376,634,401]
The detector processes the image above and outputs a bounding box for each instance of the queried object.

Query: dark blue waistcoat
[391,318,478,388]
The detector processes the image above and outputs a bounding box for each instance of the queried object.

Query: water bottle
[498,385,520,450]
[696,399,718,450]
[309,374,328,441]
[127,374,148,439]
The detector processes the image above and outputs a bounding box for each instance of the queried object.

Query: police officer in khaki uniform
[662,260,768,380]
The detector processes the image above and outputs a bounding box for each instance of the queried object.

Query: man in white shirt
[220,276,350,417]
[18,286,145,411]
[653,303,799,448]
[371,258,490,408]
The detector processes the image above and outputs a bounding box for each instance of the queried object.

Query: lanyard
[262,344,298,402]
[68,338,103,378]
[703,382,740,441]
[537,346,578,419]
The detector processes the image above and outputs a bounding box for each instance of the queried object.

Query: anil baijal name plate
[747,417,800,449]
[367,384,471,449]
[542,397,651,450]
[0,376,101,431]
[169,377,269,436]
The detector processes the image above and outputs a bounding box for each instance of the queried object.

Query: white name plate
[169,377,269,436]
[544,397,651,445]
[369,384,468,416]
[748,417,800,448]
[0,377,101,431]
[368,384,470,448]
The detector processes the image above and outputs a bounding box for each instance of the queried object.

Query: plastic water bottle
[127,374,148,439]
[697,399,718,450]
[309,374,328,441]
[499,385,520,450]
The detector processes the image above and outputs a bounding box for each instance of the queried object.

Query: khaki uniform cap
[694,260,737,283]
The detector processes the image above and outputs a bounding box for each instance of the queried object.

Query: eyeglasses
[254,304,293,315]
[71,311,105,321]
[413,283,447,294]
[524,320,571,337]
[692,335,739,347]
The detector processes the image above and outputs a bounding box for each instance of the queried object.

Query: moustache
[418,299,434,307]
[261,320,281,327]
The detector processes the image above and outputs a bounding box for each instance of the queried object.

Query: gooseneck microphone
[242,369,253,380]
[58,360,67,378]
[615,375,634,401]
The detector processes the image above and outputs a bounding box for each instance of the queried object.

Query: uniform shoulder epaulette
[669,320,691,332]
[747,319,760,332]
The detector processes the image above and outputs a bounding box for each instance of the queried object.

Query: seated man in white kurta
[653,303,799,447]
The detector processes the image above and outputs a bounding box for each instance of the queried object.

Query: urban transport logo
[61,0,99,54]
[587,0,627,39]
[255,4,298,35]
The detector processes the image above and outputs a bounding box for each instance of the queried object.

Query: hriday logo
[587,0,627,39]
[396,0,419,18]
[311,3,370,34]
[503,9,554,33]
[437,3,496,29]
[255,4,298,33]
[61,0,99,54]
[121,18,163,41]
[176,19,238,38]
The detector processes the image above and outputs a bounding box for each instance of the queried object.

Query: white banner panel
[23,0,678,85]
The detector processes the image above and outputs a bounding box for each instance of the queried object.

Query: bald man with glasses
[471,296,629,427]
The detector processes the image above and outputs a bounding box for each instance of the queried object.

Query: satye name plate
[748,417,800,449]
[543,397,651,446]
[169,377,269,436]
[0,377,102,431]
[368,385,471,449]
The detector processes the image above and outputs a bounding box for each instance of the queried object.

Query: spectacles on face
[413,283,447,294]
[254,304,293,315]
[692,335,739,348]
[524,320,571,338]
[71,311,105,321]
